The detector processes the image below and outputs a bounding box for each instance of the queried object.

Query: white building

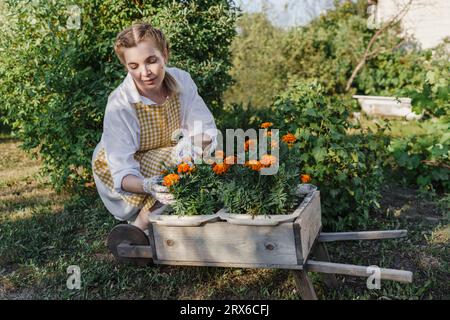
[372,0,450,49]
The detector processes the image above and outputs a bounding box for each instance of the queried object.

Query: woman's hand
[142,176,175,204]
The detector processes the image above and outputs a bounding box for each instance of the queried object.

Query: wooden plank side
[152,260,304,270]
[147,222,158,260]
[293,223,303,265]
[295,191,322,262]
[152,221,297,265]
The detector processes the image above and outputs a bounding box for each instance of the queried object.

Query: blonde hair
[114,22,179,97]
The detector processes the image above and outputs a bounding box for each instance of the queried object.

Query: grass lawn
[0,134,448,300]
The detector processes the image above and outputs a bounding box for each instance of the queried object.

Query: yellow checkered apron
[93,94,181,211]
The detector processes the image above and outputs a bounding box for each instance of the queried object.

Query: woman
[92,23,217,235]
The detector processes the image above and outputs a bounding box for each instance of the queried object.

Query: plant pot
[218,185,318,226]
[148,206,222,227]
[296,183,318,195]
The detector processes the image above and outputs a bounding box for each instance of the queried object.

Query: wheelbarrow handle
[318,230,407,242]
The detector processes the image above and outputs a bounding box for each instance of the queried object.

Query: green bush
[0,0,238,191]
[409,39,450,119]
[386,40,449,192]
[356,49,428,97]
[388,120,449,192]
[215,102,273,133]
[271,81,390,230]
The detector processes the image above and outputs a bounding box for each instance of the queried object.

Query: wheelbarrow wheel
[107,224,153,267]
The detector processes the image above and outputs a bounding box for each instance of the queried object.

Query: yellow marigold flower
[300,174,312,184]
[261,122,273,129]
[163,174,180,187]
[282,133,297,145]
[213,163,229,175]
[260,154,278,167]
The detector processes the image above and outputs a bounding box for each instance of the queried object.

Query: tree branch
[345,0,413,92]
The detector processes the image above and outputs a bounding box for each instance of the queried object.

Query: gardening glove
[142,176,175,205]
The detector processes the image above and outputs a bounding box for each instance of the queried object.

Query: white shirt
[97,66,217,195]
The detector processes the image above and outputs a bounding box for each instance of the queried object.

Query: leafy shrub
[0,0,238,191]
[386,40,450,192]
[356,49,428,97]
[408,39,450,119]
[271,80,390,230]
[215,102,274,133]
[388,119,449,192]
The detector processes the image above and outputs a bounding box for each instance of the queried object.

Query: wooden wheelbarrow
[107,191,412,300]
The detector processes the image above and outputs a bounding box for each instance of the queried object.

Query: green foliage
[271,81,390,230]
[220,142,301,216]
[356,49,428,97]
[385,40,450,192]
[215,102,273,133]
[223,0,449,214]
[0,0,238,191]
[166,162,223,216]
[408,39,450,119]
[388,119,450,191]
[223,12,286,108]
[162,137,301,217]
[225,0,433,108]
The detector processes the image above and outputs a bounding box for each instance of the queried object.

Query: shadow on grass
[0,188,300,300]
[1,182,448,299]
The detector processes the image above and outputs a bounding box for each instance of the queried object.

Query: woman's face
[123,39,168,94]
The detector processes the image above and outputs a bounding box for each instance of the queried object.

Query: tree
[0,0,238,190]
[345,0,413,91]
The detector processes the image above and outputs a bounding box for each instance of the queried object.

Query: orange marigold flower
[261,122,273,129]
[163,174,180,187]
[260,154,278,167]
[213,163,229,175]
[224,155,237,165]
[282,133,297,145]
[177,162,193,174]
[244,139,257,152]
[300,174,312,184]
[245,160,263,171]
